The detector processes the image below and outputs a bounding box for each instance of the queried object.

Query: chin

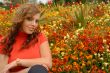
[26,31,33,34]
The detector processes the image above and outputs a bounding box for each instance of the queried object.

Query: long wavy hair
[0,4,41,56]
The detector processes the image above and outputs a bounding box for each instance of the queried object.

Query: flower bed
[0,3,110,73]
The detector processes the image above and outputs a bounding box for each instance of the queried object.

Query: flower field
[0,3,110,73]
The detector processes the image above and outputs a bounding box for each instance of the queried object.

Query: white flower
[98,53,101,57]
[75,27,84,35]
[103,62,109,66]
[60,23,62,26]
[106,45,109,49]
[50,43,53,46]
[73,35,77,39]
[103,39,107,44]
[109,53,110,56]
[79,23,81,27]
[61,52,65,56]
[100,57,104,61]
[94,53,97,56]
[64,36,66,39]
[66,33,70,38]
[64,33,70,39]
[102,67,104,69]
[104,19,109,22]
[37,0,48,4]
[106,49,110,52]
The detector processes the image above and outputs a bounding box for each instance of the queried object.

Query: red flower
[48,0,52,5]
[15,3,20,7]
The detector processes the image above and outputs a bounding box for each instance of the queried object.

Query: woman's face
[21,13,40,34]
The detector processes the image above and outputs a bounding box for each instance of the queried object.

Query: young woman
[0,3,52,73]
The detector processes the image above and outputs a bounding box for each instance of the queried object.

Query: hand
[0,70,10,73]
[0,60,17,73]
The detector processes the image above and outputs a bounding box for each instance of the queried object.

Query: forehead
[25,13,40,19]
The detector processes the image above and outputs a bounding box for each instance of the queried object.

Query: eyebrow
[36,19,39,21]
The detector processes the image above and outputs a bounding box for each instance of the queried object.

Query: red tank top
[0,32,48,72]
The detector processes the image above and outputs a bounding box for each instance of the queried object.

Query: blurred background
[0,0,110,9]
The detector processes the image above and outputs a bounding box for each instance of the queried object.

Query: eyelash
[35,20,38,23]
[26,17,33,21]
[26,17,39,23]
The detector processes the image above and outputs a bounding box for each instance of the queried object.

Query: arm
[0,54,8,68]
[11,42,52,73]
[1,41,52,73]
[17,41,52,69]
[0,54,8,72]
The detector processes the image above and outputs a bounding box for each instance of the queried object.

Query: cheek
[24,21,31,25]
[22,25,27,32]
[35,23,39,27]
[22,22,29,30]
[22,21,30,27]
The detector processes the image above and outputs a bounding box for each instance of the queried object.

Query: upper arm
[38,33,52,67]
[38,33,51,58]
[40,41,52,58]
[40,41,52,68]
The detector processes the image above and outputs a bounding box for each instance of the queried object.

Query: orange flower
[86,55,93,60]
[51,67,57,72]
[79,42,84,49]
[79,51,83,57]
[58,67,63,72]
[63,55,69,63]
[70,55,78,61]
[64,65,72,71]
[73,62,80,71]
[52,47,60,55]
[81,61,86,68]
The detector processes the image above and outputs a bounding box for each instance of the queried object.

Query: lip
[26,26,36,30]
[30,29,35,31]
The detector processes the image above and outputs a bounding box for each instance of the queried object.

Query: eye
[35,20,39,23]
[26,17,33,21]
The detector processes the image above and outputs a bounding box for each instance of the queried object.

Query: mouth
[29,29,35,32]
[27,26,36,31]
